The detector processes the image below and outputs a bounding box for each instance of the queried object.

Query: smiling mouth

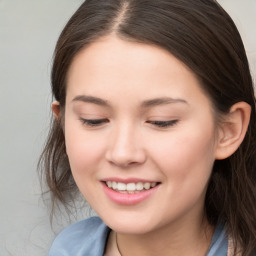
[104,181,160,193]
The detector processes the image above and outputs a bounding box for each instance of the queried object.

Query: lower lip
[102,182,159,205]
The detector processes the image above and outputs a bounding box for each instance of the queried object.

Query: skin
[53,35,251,256]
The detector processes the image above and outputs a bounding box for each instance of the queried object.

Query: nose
[105,123,146,168]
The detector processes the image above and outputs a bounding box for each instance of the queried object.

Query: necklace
[115,232,122,256]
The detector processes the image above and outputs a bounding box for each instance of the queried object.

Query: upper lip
[101,177,160,184]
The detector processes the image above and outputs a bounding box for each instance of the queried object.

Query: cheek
[64,123,107,202]
[148,129,216,218]
[64,122,105,178]
[150,125,216,188]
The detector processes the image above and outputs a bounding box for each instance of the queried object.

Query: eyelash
[79,118,109,127]
[146,120,179,128]
[79,118,179,128]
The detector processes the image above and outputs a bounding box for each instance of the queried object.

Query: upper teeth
[106,181,157,192]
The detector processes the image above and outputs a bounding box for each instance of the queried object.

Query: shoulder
[208,224,256,256]
[48,216,111,256]
[207,224,228,256]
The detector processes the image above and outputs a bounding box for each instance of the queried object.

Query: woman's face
[64,36,220,234]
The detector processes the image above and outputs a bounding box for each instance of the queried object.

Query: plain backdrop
[0,1,255,255]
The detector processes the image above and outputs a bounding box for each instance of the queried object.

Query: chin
[99,212,157,234]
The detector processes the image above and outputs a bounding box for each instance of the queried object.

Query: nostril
[108,159,139,168]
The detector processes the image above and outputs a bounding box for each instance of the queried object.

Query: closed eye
[146,120,179,128]
[79,118,109,127]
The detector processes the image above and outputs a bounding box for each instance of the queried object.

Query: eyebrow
[141,97,188,108]
[72,95,110,107]
[72,95,188,107]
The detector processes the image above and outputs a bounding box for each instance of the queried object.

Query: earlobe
[215,102,251,160]
[52,101,61,119]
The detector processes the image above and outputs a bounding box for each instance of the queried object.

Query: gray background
[0,1,255,255]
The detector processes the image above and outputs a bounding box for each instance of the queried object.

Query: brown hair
[39,0,256,254]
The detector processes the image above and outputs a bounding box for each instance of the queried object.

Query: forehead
[65,35,211,108]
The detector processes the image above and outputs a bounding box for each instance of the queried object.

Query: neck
[116,217,214,256]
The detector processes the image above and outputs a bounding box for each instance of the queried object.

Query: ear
[52,101,61,119]
[215,102,251,160]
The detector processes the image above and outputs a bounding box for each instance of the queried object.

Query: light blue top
[49,216,228,256]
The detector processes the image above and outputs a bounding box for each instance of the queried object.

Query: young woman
[40,0,256,255]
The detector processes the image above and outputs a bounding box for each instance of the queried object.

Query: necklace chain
[115,232,122,256]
